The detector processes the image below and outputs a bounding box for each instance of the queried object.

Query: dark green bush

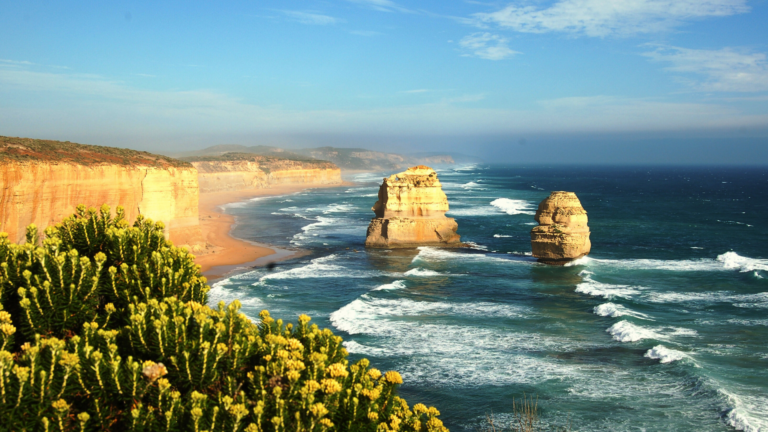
[0,206,447,431]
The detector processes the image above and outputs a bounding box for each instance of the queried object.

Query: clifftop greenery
[0,136,192,168]
[0,205,447,431]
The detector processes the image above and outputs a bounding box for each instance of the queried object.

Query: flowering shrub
[0,206,447,431]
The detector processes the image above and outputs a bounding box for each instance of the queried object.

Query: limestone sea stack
[530,191,591,264]
[365,166,461,248]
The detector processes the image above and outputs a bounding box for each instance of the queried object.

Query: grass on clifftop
[0,136,192,168]
[181,152,337,167]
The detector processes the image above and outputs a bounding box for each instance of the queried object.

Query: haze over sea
[209,164,768,431]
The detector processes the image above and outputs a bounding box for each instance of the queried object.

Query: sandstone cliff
[530,191,591,264]
[0,136,204,251]
[366,166,460,248]
[185,153,342,193]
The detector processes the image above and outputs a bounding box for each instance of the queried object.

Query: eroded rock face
[366,166,460,248]
[530,191,591,264]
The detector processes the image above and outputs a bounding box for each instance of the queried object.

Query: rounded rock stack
[365,166,461,248]
[530,191,591,264]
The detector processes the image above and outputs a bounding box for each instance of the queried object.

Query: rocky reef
[365,166,460,248]
[530,191,591,264]
[184,153,342,193]
[0,136,204,251]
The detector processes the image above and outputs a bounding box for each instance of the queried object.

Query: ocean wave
[607,320,697,343]
[593,302,652,320]
[647,291,768,309]
[490,198,536,215]
[330,295,530,335]
[568,252,768,273]
[322,203,357,214]
[720,389,768,432]
[460,182,486,190]
[576,271,643,299]
[411,246,536,265]
[494,234,513,238]
[644,345,690,364]
[372,280,407,291]
[258,255,383,282]
[403,268,457,277]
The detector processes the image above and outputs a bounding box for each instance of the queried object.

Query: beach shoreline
[194,182,354,280]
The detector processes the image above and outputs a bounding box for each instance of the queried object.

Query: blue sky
[1,0,767,163]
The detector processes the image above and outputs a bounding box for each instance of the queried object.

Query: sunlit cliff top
[0,136,192,168]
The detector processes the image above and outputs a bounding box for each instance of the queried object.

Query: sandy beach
[195,183,352,279]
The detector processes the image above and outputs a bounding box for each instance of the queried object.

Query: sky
[1,0,767,164]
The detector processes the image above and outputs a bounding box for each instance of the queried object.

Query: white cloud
[281,10,342,25]
[473,0,749,37]
[644,46,768,92]
[402,89,430,94]
[459,33,520,60]
[0,65,766,147]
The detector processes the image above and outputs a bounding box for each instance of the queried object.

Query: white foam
[412,246,535,265]
[572,252,768,273]
[717,251,768,272]
[607,321,697,343]
[593,303,652,320]
[460,181,486,190]
[258,255,383,282]
[576,272,642,299]
[404,268,452,277]
[644,345,689,364]
[494,234,512,238]
[372,280,407,291]
[490,198,536,215]
[447,207,501,216]
[330,295,531,335]
[647,291,768,309]
[720,389,768,432]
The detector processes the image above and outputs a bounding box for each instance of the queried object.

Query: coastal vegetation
[0,136,191,168]
[0,205,447,431]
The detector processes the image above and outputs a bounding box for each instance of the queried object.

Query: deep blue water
[209,165,768,431]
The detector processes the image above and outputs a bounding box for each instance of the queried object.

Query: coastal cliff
[531,191,591,264]
[0,136,204,250]
[185,153,342,193]
[366,166,460,248]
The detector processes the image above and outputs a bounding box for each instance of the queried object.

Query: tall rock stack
[531,191,591,264]
[365,166,461,248]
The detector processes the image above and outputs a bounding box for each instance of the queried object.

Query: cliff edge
[530,191,591,264]
[0,136,204,251]
[183,153,342,193]
[366,166,460,248]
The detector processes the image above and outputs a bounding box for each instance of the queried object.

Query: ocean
[208,165,768,431]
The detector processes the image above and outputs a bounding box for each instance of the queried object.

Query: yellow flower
[321,379,342,394]
[298,314,311,325]
[304,380,321,393]
[287,338,304,351]
[368,368,382,380]
[368,412,379,421]
[142,362,168,381]
[413,404,427,415]
[286,370,301,382]
[310,403,329,418]
[361,388,381,401]
[319,418,334,428]
[384,371,403,385]
[326,363,349,378]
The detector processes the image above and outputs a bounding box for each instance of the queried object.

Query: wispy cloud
[459,33,520,60]
[402,89,431,94]
[350,30,383,37]
[472,0,749,37]
[0,66,766,146]
[0,59,35,66]
[644,45,768,92]
[281,10,342,25]
[345,0,413,13]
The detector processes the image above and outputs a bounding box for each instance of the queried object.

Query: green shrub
[0,206,447,431]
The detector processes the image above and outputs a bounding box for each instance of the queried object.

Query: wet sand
[195,183,351,280]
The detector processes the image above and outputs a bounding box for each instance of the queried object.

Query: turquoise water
[209,165,768,431]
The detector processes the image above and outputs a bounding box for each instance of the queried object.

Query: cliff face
[530,191,591,264]
[0,137,204,251]
[189,156,342,193]
[366,166,460,248]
